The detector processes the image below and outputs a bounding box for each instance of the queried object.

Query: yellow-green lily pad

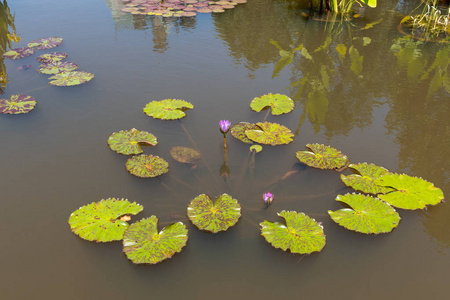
[48,71,94,86]
[250,93,294,115]
[125,154,169,178]
[296,143,349,170]
[143,99,194,120]
[245,122,294,145]
[108,128,158,155]
[340,163,394,194]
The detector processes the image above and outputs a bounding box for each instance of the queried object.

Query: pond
[1,0,449,299]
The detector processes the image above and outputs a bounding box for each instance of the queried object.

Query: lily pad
[170,146,200,164]
[37,61,79,75]
[187,193,241,233]
[245,122,294,145]
[2,47,34,59]
[230,122,260,144]
[375,174,444,210]
[27,37,63,50]
[296,144,349,170]
[340,163,394,194]
[143,99,194,120]
[36,52,68,63]
[0,95,37,114]
[260,210,326,254]
[126,154,169,178]
[328,193,400,234]
[250,93,294,115]
[68,198,143,242]
[48,71,94,86]
[123,216,188,264]
[250,145,262,153]
[108,128,158,155]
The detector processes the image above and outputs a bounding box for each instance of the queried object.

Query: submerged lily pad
[250,93,294,115]
[170,146,200,164]
[340,163,394,194]
[230,122,260,144]
[260,210,326,254]
[68,198,143,242]
[27,37,63,50]
[36,52,68,63]
[123,216,188,264]
[328,193,400,234]
[375,174,444,210]
[126,154,169,178]
[37,61,79,75]
[2,47,34,59]
[245,122,294,145]
[143,99,194,120]
[48,71,94,86]
[108,128,158,155]
[0,95,37,114]
[296,144,349,170]
[187,193,241,233]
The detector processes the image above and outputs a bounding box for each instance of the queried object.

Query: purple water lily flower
[219,120,231,134]
[263,192,273,206]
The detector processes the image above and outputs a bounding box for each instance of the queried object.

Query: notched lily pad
[143,99,194,120]
[36,52,68,63]
[37,61,79,75]
[230,122,260,144]
[108,128,158,155]
[27,37,63,50]
[0,95,37,114]
[48,71,94,86]
[375,174,444,210]
[123,216,188,264]
[126,154,169,178]
[170,146,200,164]
[340,163,394,194]
[68,198,143,242]
[250,93,294,115]
[260,210,326,254]
[328,193,400,234]
[296,143,349,170]
[245,122,294,145]
[2,47,34,59]
[187,193,241,233]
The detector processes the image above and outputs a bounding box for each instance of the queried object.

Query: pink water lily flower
[219,120,231,134]
[263,192,273,205]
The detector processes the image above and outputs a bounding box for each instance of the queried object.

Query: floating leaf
[250,145,262,153]
[2,47,34,59]
[143,99,193,120]
[36,52,68,63]
[68,198,143,242]
[123,216,188,264]
[260,210,326,254]
[249,93,294,115]
[328,193,400,234]
[170,146,200,164]
[375,174,444,210]
[340,163,394,194]
[0,95,36,114]
[230,122,260,144]
[296,143,349,170]
[245,122,294,145]
[48,71,94,86]
[126,154,169,178]
[27,37,63,50]
[108,128,158,155]
[187,193,241,233]
[37,61,79,75]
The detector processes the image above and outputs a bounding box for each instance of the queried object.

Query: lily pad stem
[262,109,270,122]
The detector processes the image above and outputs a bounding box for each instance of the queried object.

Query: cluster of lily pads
[120,0,247,17]
[69,93,444,264]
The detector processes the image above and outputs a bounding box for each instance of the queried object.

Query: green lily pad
[340,163,394,194]
[2,47,34,59]
[375,174,444,210]
[125,154,169,178]
[37,61,79,75]
[36,52,68,63]
[260,210,326,254]
[48,71,94,86]
[250,93,294,115]
[170,146,200,164]
[27,37,63,50]
[143,99,194,120]
[0,95,37,114]
[187,193,241,233]
[230,122,260,144]
[108,128,158,155]
[123,216,188,264]
[245,122,294,145]
[250,145,262,153]
[328,193,400,234]
[68,198,143,242]
[296,144,349,170]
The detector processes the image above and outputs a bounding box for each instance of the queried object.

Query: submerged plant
[170,146,200,165]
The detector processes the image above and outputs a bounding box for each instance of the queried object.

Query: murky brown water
[1,0,449,299]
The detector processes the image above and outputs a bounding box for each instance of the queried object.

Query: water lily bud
[263,192,273,205]
[219,120,231,134]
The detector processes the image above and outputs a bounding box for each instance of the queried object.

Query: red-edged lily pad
[0,95,37,114]
[126,154,169,178]
[2,47,34,60]
[27,37,63,50]
[48,71,94,86]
